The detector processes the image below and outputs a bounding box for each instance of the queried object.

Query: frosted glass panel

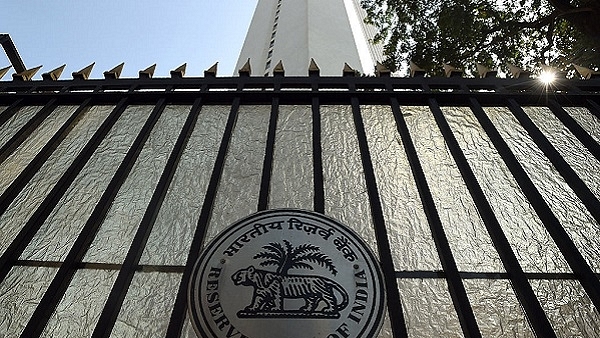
[85,105,189,264]
[404,106,503,272]
[140,106,230,266]
[111,272,182,338]
[20,105,152,261]
[531,279,600,337]
[564,107,600,145]
[464,279,534,337]
[0,105,77,194]
[268,105,314,210]
[485,107,600,272]
[0,106,112,256]
[362,105,441,271]
[525,106,600,200]
[442,106,569,273]
[397,278,463,337]
[41,269,118,337]
[0,266,58,336]
[378,312,393,338]
[205,105,270,242]
[0,106,41,148]
[321,105,377,253]
[180,313,197,338]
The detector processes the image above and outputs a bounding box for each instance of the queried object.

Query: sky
[1,1,258,79]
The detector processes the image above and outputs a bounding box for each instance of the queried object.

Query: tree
[253,240,338,276]
[360,0,600,76]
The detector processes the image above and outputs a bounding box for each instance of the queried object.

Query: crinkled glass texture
[403,106,504,272]
[320,105,402,335]
[0,105,41,148]
[20,105,152,261]
[41,269,118,337]
[320,105,377,253]
[111,272,182,337]
[84,105,189,264]
[463,279,534,337]
[378,311,393,338]
[397,278,463,337]
[0,105,77,194]
[1,96,598,338]
[0,106,112,256]
[530,279,600,337]
[485,107,600,272]
[442,106,570,273]
[140,105,229,266]
[361,105,441,271]
[268,105,314,210]
[524,107,600,200]
[205,105,270,242]
[563,107,600,145]
[0,266,58,336]
[180,313,199,338]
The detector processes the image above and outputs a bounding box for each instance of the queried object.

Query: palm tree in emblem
[254,240,337,276]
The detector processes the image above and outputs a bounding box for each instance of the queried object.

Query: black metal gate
[0,73,599,337]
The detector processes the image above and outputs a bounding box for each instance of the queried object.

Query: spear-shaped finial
[170,63,187,78]
[273,60,285,77]
[42,64,66,81]
[308,58,320,77]
[139,64,156,79]
[104,62,124,79]
[72,63,95,80]
[204,62,218,77]
[13,65,43,81]
[239,58,251,77]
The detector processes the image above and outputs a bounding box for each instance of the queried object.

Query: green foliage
[361,0,600,76]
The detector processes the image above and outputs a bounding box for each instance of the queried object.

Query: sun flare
[539,71,556,85]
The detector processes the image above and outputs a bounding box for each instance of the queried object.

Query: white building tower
[235,0,383,76]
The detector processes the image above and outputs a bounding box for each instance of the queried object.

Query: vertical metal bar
[91,99,204,338]
[389,98,481,338]
[0,98,57,164]
[506,99,600,224]
[165,98,241,337]
[0,98,91,215]
[0,98,129,284]
[469,98,600,313]
[587,99,600,120]
[546,100,600,162]
[350,97,408,338]
[258,98,279,211]
[312,97,324,213]
[428,99,556,337]
[0,98,24,128]
[20,99,167,337]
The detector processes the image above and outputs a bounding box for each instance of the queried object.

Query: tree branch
[547,0,576,13]
[507,11,559,29]
[541,20,556,62]
[555,7,594,20]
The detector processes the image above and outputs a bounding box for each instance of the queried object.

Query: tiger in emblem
[231,266,349,314]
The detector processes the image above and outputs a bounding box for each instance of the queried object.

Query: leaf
[362,0,600,73]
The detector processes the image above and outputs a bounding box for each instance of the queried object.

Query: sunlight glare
[539,71,556,85]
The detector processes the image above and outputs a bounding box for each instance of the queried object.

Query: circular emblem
[188,209,386,338]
